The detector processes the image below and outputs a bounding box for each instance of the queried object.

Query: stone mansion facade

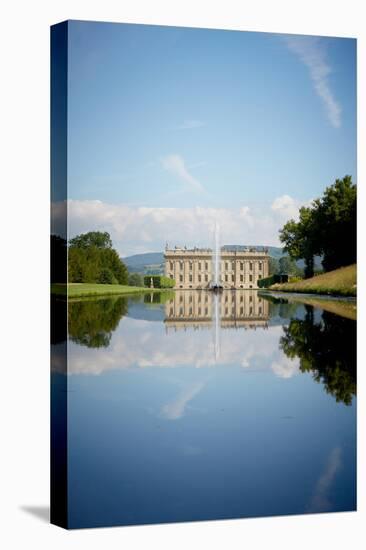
[164,246,270,290]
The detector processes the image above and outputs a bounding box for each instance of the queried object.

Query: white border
[1,1,364,549]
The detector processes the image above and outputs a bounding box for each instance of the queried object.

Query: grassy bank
[269,264,356,297]
[52,283,168,298]
[262,292,356,320]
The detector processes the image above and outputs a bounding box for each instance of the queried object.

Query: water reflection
[52,289,356,527]
[164,289,269,330]
[280,304,356,405]
[62,290,356,407]
[68,297,128,348]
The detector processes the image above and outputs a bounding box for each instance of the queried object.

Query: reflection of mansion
[164,246,269,289]
[165,290,269,330]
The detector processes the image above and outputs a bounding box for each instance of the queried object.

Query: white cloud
[161,154,204,192]
[285,35,342,128]
[178,120,205,130]
[271,194,302,221]
[51,193,309,256]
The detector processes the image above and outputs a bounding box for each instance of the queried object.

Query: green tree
[68,231,128,284]
[316,176,356,271]
[98,267,116,284]
[99,248,128,284]
[268,257,280,275]
[69,231,113,250]
[278,255,301,277]
[68,247,99,283]
[280,206,319,278]
[128,273,143,287]
[279,176,356,277]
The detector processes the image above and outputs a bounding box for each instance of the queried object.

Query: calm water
[51,290,356,528]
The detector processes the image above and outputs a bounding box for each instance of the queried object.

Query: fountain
[210,221,223,292]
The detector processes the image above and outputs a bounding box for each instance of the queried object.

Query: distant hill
[123,252,164,274]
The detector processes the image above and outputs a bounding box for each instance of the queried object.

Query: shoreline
[260,290,356,320]
[51,283,171,299]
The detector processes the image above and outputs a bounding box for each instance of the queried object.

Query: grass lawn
[269,264,356,297]
[51,283,167,298]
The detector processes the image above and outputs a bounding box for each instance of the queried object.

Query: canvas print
[51,20,357,529]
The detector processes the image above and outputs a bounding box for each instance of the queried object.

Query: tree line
[279,176,356,278]
[68,231,129,284]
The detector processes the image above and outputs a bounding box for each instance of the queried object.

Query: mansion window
[169,261,173,270]
[232,274,235,282]
[198,262,201,270]
[240,262,244,270]
[198,275,201,282]
[189,274,193,282]
[205,262,208,270]
[249,262,253,271]
[259,262,262,271]
[189,262,193,271]
[205,274,208,282]
[225,275,228,282]
[179,275,183,282]
[225,262,228,270]
[240,274,243,282]
[249,274,253,282]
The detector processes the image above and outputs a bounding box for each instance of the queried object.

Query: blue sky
[63,21,356,256]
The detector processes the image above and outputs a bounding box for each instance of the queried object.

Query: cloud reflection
[161,381,206,420]
[62,317,297,378]
[308,447,342,513]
